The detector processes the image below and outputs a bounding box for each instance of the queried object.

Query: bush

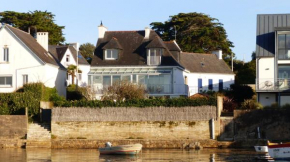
[102,81,146,101]
[225,84,255,104]
[66,84,85,100]
[223,97,238,112]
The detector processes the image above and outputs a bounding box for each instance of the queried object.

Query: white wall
[259,93,276,107]
[257,57,275,89]
[78,64,90,87]
[0,26,66,97]
[183,71,235,96]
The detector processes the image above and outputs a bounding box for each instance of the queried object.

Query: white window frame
[0,76,12,87]
[105,49,119,60]
[23,75,28,85]
[147,48,162,65]
[3,47,9,62]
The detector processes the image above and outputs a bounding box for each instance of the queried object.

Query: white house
[89,24,187,99]
[89,24,234,99]
[0,24,67,97]
[164,41,235,96]
[256,14,290,106]
[49,44,90,87]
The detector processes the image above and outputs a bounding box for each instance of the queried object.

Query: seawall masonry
[51,106,219,141]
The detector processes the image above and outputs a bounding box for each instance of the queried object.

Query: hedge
[54,97,217,108]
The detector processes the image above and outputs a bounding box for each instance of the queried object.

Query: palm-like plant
[67,65,82,85]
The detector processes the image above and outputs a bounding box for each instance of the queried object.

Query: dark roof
[102,37,123,49]
[5,25,63,67]
[164,41,181,51]
[256,14,290,57]
[145,36,167,48]
[48,45,89,65]
[180,52,233,74]
[91,30,182,67]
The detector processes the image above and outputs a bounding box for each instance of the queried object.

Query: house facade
[0,24,67,97]
[89,25,187,99]
[49,44,90,87]
[164,41,235,96]
[256,14,290,106]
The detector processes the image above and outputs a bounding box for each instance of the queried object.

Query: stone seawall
[0,115,27,139]
[52,106,217,122]
[51,139,233,149]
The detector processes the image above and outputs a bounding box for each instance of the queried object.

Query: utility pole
[231,52,233,71]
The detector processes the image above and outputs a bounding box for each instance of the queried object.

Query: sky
[2,0,290,62]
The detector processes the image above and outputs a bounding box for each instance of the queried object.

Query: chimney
[69,43,79,50]
[36,32,49,51]
[145,27,150,39]
[98,22,107,39]
[212,50,223,60]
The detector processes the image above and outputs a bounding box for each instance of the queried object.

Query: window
[3,47,9,62]
[78,74,82,81]
[278,34,290,60]
[23,75,28,85]
[66,55,69,62]
[208,79,213,90]
[219,79,223,91]
[278,65,290,79]
[0,76,12,86]
[147,48,162,65]
[105,49,119,60]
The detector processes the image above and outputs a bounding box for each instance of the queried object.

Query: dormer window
[147,48,162,65]
[105,49,119,60]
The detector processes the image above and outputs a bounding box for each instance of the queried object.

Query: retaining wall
[0,115,27,139]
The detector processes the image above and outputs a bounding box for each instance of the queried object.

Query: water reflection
[0,148,268,162]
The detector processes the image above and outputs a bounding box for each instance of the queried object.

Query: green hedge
[0,83,60,116]
[54,97,217,108]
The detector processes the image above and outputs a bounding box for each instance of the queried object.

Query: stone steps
[26,123,51,148]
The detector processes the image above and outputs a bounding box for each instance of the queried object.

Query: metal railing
[256,78,290,91]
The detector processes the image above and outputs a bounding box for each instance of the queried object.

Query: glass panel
[278,66,290,79]
[112,75,121,84]
[278,49,286,59]
[148,75,159,84]
[88,75,91,85]
[133,75,137,83]
[122,75,131,82]
[6,77,12,86]
[138,75,147,84]
[107,50,112,58]
[0,77,4,85]
[112,49,118,59]
[287,34,290,48]
[103,76,111,89]
[93,76,102,84]
[278,35,285,49]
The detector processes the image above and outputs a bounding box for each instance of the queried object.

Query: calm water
[0,148,270,162]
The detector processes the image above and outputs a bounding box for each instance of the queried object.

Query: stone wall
[51,106,218,140]
[0,115,27,139]
[52,106,217,122]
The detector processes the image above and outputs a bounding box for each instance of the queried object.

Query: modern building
[0,24,67,97]
[256,14,290,106]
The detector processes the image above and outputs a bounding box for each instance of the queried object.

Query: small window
[105,49,119,60]
[0,76,12,86]
[147,48,162,65]
[208,79,213,90]
[3,47,9,62]
[23,75,28,85]
[219,79,223,91]
[66,55,70,62]
[78,74,82,81]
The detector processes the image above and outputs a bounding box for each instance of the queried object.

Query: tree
[0,10,65,45]
[79,43,95,64]
[67,65,82,85]
[150,12,234,58]
[235,60,256,84]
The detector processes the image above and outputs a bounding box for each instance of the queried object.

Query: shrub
[66,84,85,100]
[240,99,263,110]
[223,97,238,112]
[102,81,146,101]
[226,84,255,104]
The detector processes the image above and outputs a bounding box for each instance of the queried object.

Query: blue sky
[2,0,290,62]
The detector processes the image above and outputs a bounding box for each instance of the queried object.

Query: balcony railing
[92,83,188,95]
[256,78,290,91]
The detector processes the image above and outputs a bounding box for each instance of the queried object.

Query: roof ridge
[181,52,213,55]
[5,24,31,35]
[106,30,143,33]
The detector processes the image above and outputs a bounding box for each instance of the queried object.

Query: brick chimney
[36,32,49,51]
